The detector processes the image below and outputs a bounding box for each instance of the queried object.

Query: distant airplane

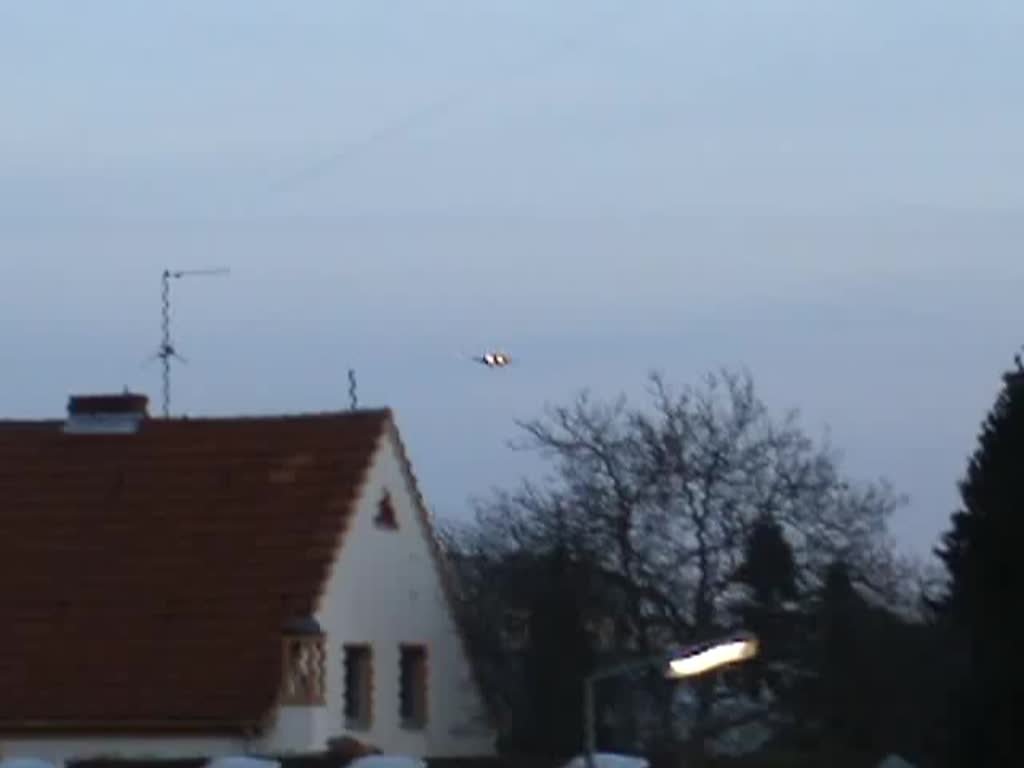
[473,351,513,368]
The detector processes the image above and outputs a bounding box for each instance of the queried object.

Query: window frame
[342,643,373,730]
[398,643,429,729]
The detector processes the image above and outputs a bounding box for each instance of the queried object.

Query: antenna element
[348,369,359,411]
[157,268,230,418]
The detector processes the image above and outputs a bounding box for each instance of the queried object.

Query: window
[375,491,398,529]
[343,644,372,729]
[281,635,326,705]
[399,644,428,728]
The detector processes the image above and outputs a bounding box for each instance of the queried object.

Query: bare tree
[449,368,908,755]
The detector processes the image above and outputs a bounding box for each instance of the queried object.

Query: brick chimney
[64,393,149,434]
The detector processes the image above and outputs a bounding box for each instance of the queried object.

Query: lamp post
[582,632,759,768]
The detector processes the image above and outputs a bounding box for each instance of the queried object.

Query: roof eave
[0,719,262,736]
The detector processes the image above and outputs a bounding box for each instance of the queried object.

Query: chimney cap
[283,616,323,637]
[68,393,149,416]
[65,393,149,434]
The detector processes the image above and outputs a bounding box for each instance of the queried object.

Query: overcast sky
[3,1,1023,557]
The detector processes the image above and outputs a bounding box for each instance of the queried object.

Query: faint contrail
[255,3,636,207]
[268,89,474,195]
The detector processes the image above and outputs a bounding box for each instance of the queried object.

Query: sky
[2,1,1023,558]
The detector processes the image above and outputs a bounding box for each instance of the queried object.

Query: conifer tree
[933,358,1024,766]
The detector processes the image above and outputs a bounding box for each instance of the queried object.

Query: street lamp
[665,635,759,679]
[582,632,759,768]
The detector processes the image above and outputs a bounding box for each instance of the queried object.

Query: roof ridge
[0,408,393,427]
[146,408,393,422]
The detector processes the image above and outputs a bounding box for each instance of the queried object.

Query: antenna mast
[348,369,359,410]
[158,267,229,418]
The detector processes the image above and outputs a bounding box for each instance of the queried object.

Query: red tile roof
[0,409,391,734]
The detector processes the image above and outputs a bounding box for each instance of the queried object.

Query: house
[0,394,495,763]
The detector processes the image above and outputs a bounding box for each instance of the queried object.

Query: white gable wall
[258,705,333,755]
[310,428,495,757]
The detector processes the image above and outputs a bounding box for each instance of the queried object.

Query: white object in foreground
[349,756,427,768]
[877,756,916,768]
[563,753,650,768]
[205,757,280,768]
[668,637,759,678]
[0,759,60,768]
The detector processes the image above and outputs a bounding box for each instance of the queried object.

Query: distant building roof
[0,407,391,733]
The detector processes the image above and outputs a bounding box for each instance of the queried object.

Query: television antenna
[155,267,230,418]
[348,368,359,410]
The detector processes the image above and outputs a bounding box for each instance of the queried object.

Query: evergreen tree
[816,561,869,754]
[521,544,595,757]
[933,361,1024,766]
[735,514,799,695]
